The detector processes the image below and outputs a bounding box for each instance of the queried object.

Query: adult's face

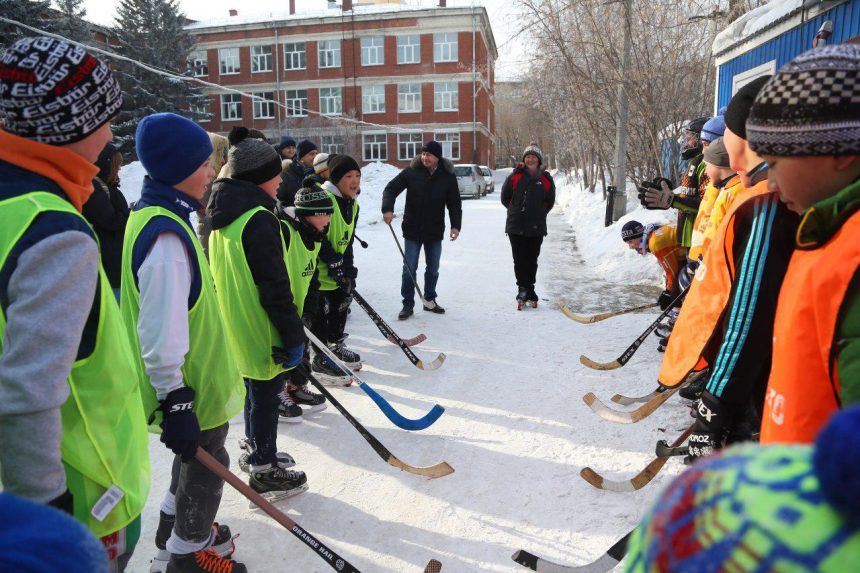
[421,152,439,170]
[301,150,318,167]
[524,154,540,172]
[282,145,296,159]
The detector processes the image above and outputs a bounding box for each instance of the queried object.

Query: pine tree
[0,0,59,50]
[112,0,207,158]
[53,0,90,44]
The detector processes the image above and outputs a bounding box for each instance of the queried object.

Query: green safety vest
[317,191,359,292]
[0,190,150,538]
[120,207,245,431]
[209,207,320,380]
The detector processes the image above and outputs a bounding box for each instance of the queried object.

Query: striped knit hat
[747,44,860,157]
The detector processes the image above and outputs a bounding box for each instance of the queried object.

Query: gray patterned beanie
[747,44,860,157]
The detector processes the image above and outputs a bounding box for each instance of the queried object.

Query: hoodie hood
[207,177,277,230]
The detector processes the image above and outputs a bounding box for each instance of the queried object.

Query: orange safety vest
[647,225,685,291]
[658,180,770,387]
[760,209,860,444]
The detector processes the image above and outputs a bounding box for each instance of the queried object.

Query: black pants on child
[243,374,286,466]
[509,234,544,289]
[310,288,351,345]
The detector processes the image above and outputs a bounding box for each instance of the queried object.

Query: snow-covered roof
[712,0,803,56]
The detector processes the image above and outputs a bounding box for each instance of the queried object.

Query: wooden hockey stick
[560,303,658,324]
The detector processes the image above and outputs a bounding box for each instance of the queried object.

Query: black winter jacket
[208,178,316,349]
[277,159,311,206]
[82,177,130,288]
[501,165,556,237]
[381,157,462,242]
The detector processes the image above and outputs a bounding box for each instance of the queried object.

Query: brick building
[185,0,497,168]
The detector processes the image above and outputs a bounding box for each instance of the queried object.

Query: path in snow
[127,195,691,572]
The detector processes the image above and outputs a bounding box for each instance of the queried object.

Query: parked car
[453,164,484,199]
[479,165,494,193]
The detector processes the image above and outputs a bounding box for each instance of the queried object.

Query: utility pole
[611,0,632,221]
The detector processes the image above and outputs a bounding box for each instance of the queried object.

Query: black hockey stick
[297,367,454,479]
[352,290,443,369]
[579,285,689,370]
[352,289,428,347]
[513,529,632,572]
[387,222,434,309]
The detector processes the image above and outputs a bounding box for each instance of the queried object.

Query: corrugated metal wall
[716,0,860,108]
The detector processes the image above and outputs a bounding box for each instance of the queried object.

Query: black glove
[337,275,354,295]
[272,343,305,369]
[684,392,726,465]
[159,387,200,462]
[48,489,74,516]
[657,290,673,310]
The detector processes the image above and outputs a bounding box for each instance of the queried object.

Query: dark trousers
[242,374,286,466]
[401,239,442,307]
[168,423,229,545]
[509,234,544,288]
[310,288,351,346]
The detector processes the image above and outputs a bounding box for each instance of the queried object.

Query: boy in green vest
[122,113,246,573]
[208,129,333,500]
[0,37,150,572]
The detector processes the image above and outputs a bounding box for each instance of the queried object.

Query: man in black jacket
[276,139,318,206]
[382,140,462,320]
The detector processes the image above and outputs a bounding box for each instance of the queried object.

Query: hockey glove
[642,180,674,210]
[159,387,200,462]
[657,289,673,310]
[272,343,305,370]
[684,391,726,465]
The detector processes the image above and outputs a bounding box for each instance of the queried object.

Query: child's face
[259,175,280,200]
[625,237,642,251]
[762,154,857,214]
[337,171,361,198]
[705,163,721,185]
[175,160,215,201]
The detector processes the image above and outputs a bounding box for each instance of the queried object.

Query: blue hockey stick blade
[359,381,445,431]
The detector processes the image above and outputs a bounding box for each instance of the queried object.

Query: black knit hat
[295,185,334,216]
[328,154,361,185]
[724,76,771,140]
[296,139,317,160]
[421,140,443,160]
[621,220,644,241]
[227,127,282,185]
[748,45,860,157]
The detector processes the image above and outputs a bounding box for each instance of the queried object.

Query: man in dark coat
[277,139,318,206]
[501,142,555,306]
[382,140,462,319]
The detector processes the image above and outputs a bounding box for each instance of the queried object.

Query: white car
[453,164,484,199]
[479,166,494,194]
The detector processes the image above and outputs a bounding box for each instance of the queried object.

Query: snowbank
[119,161,146,205]
[554,174,673,286]
[713,0,802,54]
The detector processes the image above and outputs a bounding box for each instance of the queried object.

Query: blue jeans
[401,239,442,308]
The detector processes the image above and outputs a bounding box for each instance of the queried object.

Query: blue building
[713,0,860,111]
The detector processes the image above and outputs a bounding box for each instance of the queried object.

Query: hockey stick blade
[306,327,445,431]
[416,353,446,371]
[423,559,443,573]
[582,386,679,424]
[579,354,622,371]
[301,368,454,479]
[387,333,427,347]
[561,303,658,324]
[512,530,631,572]
[611,388,661,406]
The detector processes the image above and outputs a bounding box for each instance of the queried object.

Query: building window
[435,131,460,160]
[319,87,342,115]
[397,83,421,113]
[397,34,420,64]
[363,133,387,161]
[321,135,344,155]
[362,84,386,114]
[361,36,384,66]
[398,132,422,160]
[252,92,275,119]
[190,96,210,121]
[221,93,242,121]
[285,89,307,116]
[284,43,306,70]
[433,32,458,63]
[251,45,272,73]
[434,81,458,111]
[218,47,239,75]
[318,39,341,68]
[189,50,208,77]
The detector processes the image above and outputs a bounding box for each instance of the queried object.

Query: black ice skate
[151,518,237,573]
[248,464,308,506]
[311,353,351,386]
[288,383,327,413]
[236,438,296,473]
[277,389,303,424]
[165,548,246,573]
[516,287,528,311]
[329,340,362,370]
[526,287,539,308]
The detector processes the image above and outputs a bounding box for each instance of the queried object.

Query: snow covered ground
[124,165,690,572]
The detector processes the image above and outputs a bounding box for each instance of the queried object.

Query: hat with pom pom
[226,126,282,185]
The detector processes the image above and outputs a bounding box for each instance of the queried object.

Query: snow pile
[713,0,803,54]
[555,174,673,286]
[119,161,146,205]
[358,161,402,228]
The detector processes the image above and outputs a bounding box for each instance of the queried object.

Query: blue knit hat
[701,115,726,143]
[136,113,213,186]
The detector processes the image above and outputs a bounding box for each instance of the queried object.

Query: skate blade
[278,414,303,424]
[248,484,309,508]
[300,402,328,414]
[314,372,353,386]
[149,550,169,573]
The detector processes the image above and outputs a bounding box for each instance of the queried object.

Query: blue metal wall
[716,0,860,109]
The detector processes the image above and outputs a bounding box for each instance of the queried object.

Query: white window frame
[362,84,386,114]
[319,87,342,116]
[434,81,458,111]
[361,36,385,66]
[318,39,341,69]
[252,91,275,119]
[396,34,420,64]
[285,89,308,117]
[283,42,306,71]
[190,50,208,77]
[433,32,458,63]
[251,45,273,73]
[398,132,423,161]
[435,131,460,160]
[397,83,421,113]
[218,47,240,75]
[731,60,777,95]
[321,135,345,155]
[363,133,388,161]
[220,93,242,121]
